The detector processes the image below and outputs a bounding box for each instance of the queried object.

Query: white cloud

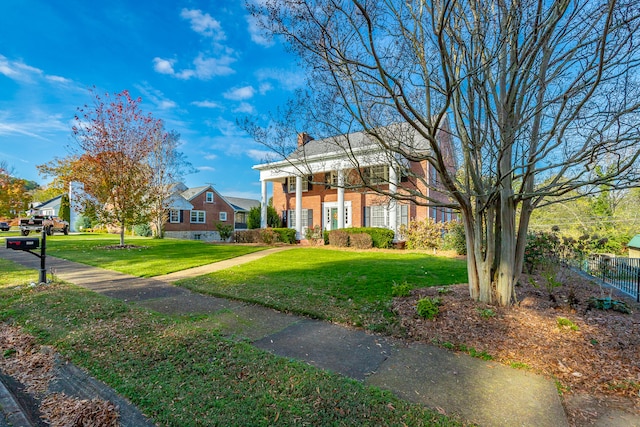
[134,84,178,111]
[181,9,225,40]
[191,100,222,109]
[258,82,273,95]
[191,54,235,79]
[204,154,218,160]
[234,102,255,114]
[256,68,306,91]
[0,55,74,87]
[152,57,175,75]
[223,86,255,101]
[152,9,236,81]
[245,148,274,162]
[211,117,243,137]
[45,75,72,84]
[197,165,216,172]
[245,14,273,47]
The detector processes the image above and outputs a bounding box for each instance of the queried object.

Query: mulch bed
[392,266,640,425]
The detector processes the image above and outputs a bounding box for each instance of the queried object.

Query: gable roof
[223,196,260,212]
[180,185,212,201]
[288,122,434,161]
[629,234,640,249]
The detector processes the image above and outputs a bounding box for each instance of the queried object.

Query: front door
[331,208,338,230]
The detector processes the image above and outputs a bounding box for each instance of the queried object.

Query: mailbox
[6,238,40,251]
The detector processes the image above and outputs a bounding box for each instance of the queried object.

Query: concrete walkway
[0,245,571,426]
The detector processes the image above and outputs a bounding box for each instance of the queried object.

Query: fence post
[636,266,640,303]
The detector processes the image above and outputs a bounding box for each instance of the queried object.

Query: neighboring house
[27,195,62,217]
[224,196,260,230]
[163,184,259,241]
[253,121,457,240]
[628,235,640,258]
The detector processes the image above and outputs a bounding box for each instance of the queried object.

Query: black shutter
[179,210,184,223]
[364,207,370,227]
[307,209,313,227]
[283,179,288,194]
[325,172,331,189]
[307,175,312,191]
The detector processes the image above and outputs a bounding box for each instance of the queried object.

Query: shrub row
[325,227,393,249]
[234,228,296,244]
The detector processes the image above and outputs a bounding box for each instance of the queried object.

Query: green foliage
[350,233,373,249]
[304,224,322,240]
[416,297,441,320]
[524,230,561,274]
[556,317,579,331]
[272,227,296,244]
[391,281,412,297]
[133,223,153,237]
[442,221,467,255]
[58,193,71,222]
[476,308,496,319]
[235,228,295,244]
[344,227,395,249]
[588,297,631,314]
[215,222,233,241]
[328,230,350,247]
[247,205,280,229]
[75,215,93,231]
[399,218,445,250]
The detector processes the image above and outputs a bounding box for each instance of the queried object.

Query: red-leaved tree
[72,90,161,246]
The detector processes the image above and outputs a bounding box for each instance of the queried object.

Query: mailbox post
[6,231,47,283]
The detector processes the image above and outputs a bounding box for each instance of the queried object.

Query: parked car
[0,222,10,231]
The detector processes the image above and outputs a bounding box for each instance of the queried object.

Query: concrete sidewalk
[0,245,570,427]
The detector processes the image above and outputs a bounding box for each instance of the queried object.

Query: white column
[337,169,345,229]
[389,166,398,238]
[295,175,302,239]
[260,179,268,228]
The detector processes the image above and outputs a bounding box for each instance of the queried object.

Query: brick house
[163,184,258,241]
[253,121,456,240]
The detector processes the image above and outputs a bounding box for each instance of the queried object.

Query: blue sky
[0,0,303,200]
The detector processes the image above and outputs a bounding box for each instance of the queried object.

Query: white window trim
[169,209,180,223]
[205,191,214,203]
[219,212,227,221]
[288,176,310,193]
[190,210,206,223]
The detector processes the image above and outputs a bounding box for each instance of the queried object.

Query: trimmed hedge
[234,228,296,244]
[345,227,394,249]
[272,228,297,244]
[328,230,350,247]
[326,227,394,249]
[350,233,373,249]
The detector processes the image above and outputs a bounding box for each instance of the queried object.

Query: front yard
[178,247,468,334]
[43,233,266,276]
[0,256,466,427]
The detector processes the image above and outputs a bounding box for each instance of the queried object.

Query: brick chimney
[297,132,313,147]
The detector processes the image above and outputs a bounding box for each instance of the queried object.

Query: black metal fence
[579,254,640,302]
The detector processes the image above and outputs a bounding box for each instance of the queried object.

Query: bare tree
[249,0,640,306]
[147,126,192,238]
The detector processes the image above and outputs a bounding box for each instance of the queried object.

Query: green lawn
[0,260,467,427]
[43,233,267,276]
[179,247,468,333]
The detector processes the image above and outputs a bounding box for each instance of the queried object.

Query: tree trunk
[119,224,125,246]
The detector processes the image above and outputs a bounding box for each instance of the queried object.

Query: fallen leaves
[0,324,120,426]
[392,268,640,425]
